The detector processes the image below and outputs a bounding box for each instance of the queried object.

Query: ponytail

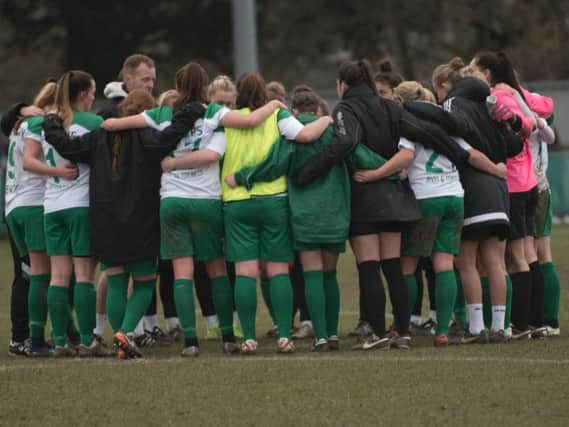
[338,59,378,95]
[54,70,94,128]
[13,79,58,133]
[473,51,524,97]
[173,62,208,112]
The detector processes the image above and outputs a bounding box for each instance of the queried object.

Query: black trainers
[389,333,411,350]
[135,331,156,348]
[150,326,173,346]
[311,338,329,352]
[412,319,436,337]
[8,340,30,357]
[327,335,340,351]
[352,334,390,351]
[348,321,373,338]
[29,343,54,357]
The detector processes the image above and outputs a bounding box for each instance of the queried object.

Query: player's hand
[353,170,378,183]
[268,99,288,110]
[495,83,516,94]
[58,164,79,180]
[161,156,176,173]
[101,118,118,131]
[496,162,507,179]
[20,106,45,117]
[225,175,237,188]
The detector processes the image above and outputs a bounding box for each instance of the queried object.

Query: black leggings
[145,259,177,319]
[8,229,30,342]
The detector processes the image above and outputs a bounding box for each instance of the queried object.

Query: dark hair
[122,54,155,75]
[291,85,320,114]
[55,70,94,128]
[236,72,268,110]
[338,59,377,95]
[121,89,156,116]
[173,62,209,111]
[374,58,403,88]
[473,51,523,95]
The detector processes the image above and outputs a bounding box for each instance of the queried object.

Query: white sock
[301,320,313,328]
[143,315,159,330]
[233,311,240,326]
[467,304,484,334]
[428,310,437,322]
[93,313,106,336]
[491,305,506,331]
[134,319,145,337]
[205,315,218,328]
[165,317,180,332]
[410,315,422,325]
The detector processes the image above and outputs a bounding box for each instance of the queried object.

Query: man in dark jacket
[97,54,156,119]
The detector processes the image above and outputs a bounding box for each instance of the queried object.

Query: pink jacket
[492,88,537,193]
[520,87,554,118]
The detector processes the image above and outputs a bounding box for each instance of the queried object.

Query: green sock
[121,279,156,333]
[505,274,512,329]
[481,276,492,329]
[454,271,466,327]
[270,274,293,340]
[234,275,257,340]
[260,276,275,323]
[74,282,96,345]
[28,274,50,339]
[106,273,129,333]
[323,270,340,337]
[211,276,234,336]
[541,262,560,323]
[303,270,327,340]
[174,279,197,340]
[47,286,70,347]
[66,307,80,339]
[404,274,418,318]
[435,271,457,335]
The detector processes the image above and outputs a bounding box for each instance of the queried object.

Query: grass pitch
[1,227,569,426]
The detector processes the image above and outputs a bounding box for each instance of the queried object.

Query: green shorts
[534,189,552,238]
[294,240,346,253]
[224,196,293,263]
[402,196,464,257]
[160,197,224,261]
[100,258,157,277]
[6,206,46,257]
[44,207,90,257]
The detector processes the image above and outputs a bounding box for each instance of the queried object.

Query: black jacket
[42,102,205,265]
[294,85,470,224]
[1,102,27,137]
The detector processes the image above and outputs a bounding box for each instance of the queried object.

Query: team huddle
[3,51,561,359]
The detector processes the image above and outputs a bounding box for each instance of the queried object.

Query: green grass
[2,228,569,426]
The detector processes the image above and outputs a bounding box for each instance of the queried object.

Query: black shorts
[462,224,510,242]
[349,221,409,236]
[509,187,538,241]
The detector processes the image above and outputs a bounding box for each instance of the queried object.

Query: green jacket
[234,114,394,244]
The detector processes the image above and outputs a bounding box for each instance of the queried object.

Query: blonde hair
[14,80,58,133]
[55,70,94,128]
[394,81,425,102]
[432,57,464,90]
[157,89,179,107]
[207,75,236,100]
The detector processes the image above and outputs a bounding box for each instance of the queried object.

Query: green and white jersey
[25,111,102,213]
[143,104,228,199]
[398,137,464,200]
[4,117,46,216]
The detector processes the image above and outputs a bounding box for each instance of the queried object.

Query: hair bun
[449,57,465,71]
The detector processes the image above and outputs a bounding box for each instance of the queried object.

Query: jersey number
[46,148,60,183]
[426,152,444,174]
[7,141,16,180]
